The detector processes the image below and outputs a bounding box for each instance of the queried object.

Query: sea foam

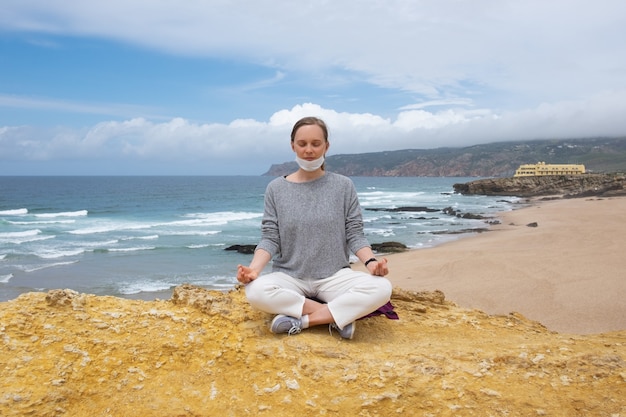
[0,208,28,216]
[35,210,88,218]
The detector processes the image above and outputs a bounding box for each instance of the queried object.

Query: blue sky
[1,0,626,175]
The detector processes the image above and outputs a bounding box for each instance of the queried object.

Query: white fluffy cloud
[2,94,625,175]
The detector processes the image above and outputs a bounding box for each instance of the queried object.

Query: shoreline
[373,195,626,335]
[3,194,623,335]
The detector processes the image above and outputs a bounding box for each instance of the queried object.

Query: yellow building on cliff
[514,162,586,177]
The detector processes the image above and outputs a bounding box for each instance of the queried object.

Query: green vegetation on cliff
[264,137,626,177]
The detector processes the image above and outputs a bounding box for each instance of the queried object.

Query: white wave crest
[80,239,119,248]
[69,223,150,235]
[117,280,175,295]
[166,230,220,236]
[122,235,159,241]
[0,229,41,238]
[37,248,85,259]
[21,261,78,273]
[35,210,88,218]
[0,229,56,244]
[358,191,427,207]
[0,273,13,283]
[0,208,28,216]
[180,211,262,226]
[0,229,56,245]
[365,228,396,237]
[8,219,76,225]
[108,246,156,253]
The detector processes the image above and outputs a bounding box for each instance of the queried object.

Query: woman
[237,116,392,339]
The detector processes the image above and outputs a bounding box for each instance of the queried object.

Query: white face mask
[295,155,325,172]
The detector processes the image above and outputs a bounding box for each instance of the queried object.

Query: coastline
[2,178,623,335]
[2,195,625,415]
[372,196,626,335]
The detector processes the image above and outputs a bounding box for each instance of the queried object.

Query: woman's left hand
[367,257,389,276]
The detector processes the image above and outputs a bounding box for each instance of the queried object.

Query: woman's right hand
[237,264,259,284]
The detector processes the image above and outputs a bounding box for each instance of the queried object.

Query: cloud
[237,71,287,93]
[0,94,165,120]
[400,99,476,111]
[3,0,625,102]
[2,92,626,175]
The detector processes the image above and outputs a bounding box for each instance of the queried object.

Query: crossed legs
[245,268,392,330]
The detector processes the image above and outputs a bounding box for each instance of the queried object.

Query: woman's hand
[367,257,389,277]
[236,249,270,285]
[237,264,259,284]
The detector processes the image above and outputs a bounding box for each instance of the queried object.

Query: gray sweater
[256,172,371,279]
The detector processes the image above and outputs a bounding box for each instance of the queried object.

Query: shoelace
[287,324,302,336]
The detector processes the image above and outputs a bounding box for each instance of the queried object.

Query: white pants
[245,268,393,329]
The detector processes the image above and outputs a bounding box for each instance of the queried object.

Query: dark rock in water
[225,244,256,254]
[429,228,490,235]
[453,173,626,198]
[460,213,487,220]
[442,206,488,220]
[371,241,408,253]
[442,207,458,216]
[366,206,439,213]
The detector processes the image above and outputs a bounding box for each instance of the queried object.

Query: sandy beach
[377,196,626,335]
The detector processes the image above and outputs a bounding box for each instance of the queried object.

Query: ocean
[0,176,518,302]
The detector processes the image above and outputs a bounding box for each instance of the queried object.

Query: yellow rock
[1,285,624,416]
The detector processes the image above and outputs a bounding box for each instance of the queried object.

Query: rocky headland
[1,285,624,416]
[263,137,626,177]
[453,173,626,198]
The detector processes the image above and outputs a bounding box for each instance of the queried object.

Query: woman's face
[291,124,329,160]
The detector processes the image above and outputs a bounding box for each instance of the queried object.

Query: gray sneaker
[329,322,355,340]
[270,315,303,335]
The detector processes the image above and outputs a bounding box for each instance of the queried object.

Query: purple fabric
[309,298,399,321]
[359,301,399,320]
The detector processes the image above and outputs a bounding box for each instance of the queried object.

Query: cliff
[263,137,626,177]
[1,285,624,416]
[453,173,626,198]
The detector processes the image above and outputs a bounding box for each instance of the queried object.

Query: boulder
[224,244,256,254]
[370,241,408,253]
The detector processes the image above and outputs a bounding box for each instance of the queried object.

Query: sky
[1,0,626,175]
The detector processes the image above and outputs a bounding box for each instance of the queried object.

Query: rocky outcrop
[453,173,626,197]
[1,285,624,416]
